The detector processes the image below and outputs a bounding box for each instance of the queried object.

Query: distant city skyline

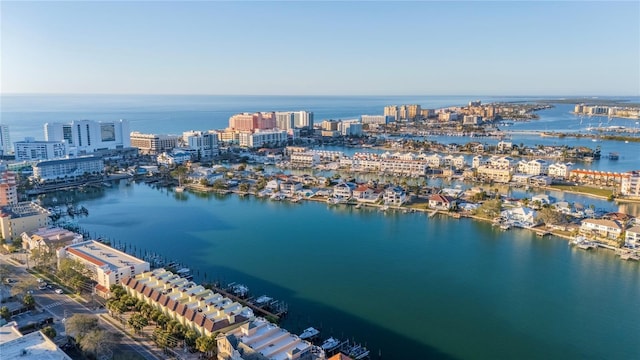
[1,1,639,96]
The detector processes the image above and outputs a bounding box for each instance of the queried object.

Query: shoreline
[190,187,620,256]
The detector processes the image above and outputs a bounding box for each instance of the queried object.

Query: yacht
[321,337,341,352]
[175,186,185,193]
[299,327,320,340]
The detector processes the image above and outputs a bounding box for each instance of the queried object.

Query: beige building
[57,240,149,294]
[22,227,83,253]
[123,269,253,336]
[476,165,513,183]
[0,202,50,242]
[130,131,180,155]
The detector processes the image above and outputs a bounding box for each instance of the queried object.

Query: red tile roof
[67,247,106,267]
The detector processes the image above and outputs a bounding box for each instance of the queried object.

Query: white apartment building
[33,156,105,182]
[157,150,192,166]
[293,111,314,129]
[183,130,219,160]
[621,171,640,197]
[14,139,67,161]
[443,155,466,169]
[275,112,295,130]
[130,132,180,155]
[239,130,288,148]
[57,240,150,293]
[45,119,130,155]
[290,152,320,167]
[0,202,50,241]
[517,159,549,176]
[339,120,363,136]
[548,162,573,179]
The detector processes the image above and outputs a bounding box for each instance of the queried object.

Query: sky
[1,1,639,96]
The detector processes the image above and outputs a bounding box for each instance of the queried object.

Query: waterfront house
[500,207,539,228]
[279,181,302,196]
[531,194,556,207]
[624,226,640,248]
[157,149,192,166]
[383,186,407,206]
[579,219,624,240]
[333,182,355,200]
[428,194,456,210]
[352,184,383,203]
[265,179,280,192]
[548,163,573,179]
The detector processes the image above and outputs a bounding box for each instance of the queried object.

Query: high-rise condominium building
[44,119,130,155]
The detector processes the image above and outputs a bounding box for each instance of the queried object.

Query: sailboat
[175,176,185,192]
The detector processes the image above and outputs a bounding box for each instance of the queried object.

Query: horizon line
[2,92,639,98]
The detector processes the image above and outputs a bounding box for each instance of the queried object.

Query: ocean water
[67,182,640,360]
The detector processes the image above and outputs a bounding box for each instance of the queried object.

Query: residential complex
[123,268,253,336]
[45,119,130,155]
[33,156,105,182]
[14,138,67,161]
[0,201,50,241]
[183,130,220,160]
[57,240,150,293]
[239,130,288,148]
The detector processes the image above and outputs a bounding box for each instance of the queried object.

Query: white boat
[254,295,272,306]
[321,337,341,351]
[175,186,185,193]
[299,327,320,340]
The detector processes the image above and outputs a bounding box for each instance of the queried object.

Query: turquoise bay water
[73,183,640,359]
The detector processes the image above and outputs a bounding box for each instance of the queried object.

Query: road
[1,253,160,360]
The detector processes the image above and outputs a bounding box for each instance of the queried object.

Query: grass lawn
[550,185,613,198]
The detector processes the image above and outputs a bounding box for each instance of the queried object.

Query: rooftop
[1,202,49,219]
[64,240,148,271]
[0,324,71,360]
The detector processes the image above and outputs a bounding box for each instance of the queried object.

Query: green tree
[184,329,199,348]
[109,284,127,300]
[476,199,502,219]
[238,182,250,193]
[23,294,35,308]
[535,207,565,225]
[78,329,117,358]
[0,306,10,320]
[65,314,99,344]
[196,335,216,356]
[128,313,149,334]
[41,326,57,340]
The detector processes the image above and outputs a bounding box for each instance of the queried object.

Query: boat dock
[206,284,288,322]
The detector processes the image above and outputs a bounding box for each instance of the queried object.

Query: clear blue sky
[1,1,639,96]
